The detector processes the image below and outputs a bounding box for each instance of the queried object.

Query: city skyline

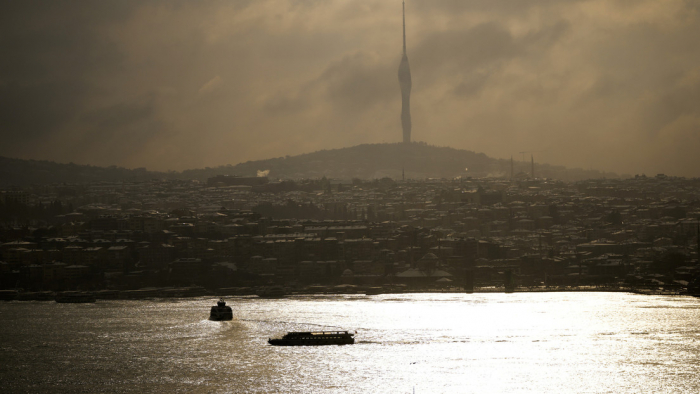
[1,1,700,177]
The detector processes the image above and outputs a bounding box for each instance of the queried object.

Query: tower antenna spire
[403,1,407,55]
[398,1,412,143]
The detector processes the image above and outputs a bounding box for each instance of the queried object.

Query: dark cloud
[452,72,490,98]
[0,0,133,158]
[520,20,570,50]
[643,82,700,138]
[412,20,569,91]
[263,94,309,114]
[414,23,519,75]
[0,80,83,143]
[82,96,156,134]
[71,98,166,167]
[318,53,395,112]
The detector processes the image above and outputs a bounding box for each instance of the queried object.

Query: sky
[1,0,700,176]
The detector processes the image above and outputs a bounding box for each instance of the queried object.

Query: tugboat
[209,298,233,321]
[268,331,355,346]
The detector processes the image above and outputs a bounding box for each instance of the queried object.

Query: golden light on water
[2,293,699,393]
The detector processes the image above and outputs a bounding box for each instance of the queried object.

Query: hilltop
[0,143,619,186]
[212,142,618,181]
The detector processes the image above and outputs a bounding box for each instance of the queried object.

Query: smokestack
[531,154,534,179]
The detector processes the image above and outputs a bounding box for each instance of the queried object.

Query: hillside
[180,143,619,181]
[0,143,619,186]
[0,156,162,186]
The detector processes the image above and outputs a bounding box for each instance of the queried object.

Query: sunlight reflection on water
[1,293,699,393]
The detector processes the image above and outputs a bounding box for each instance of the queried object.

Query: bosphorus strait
[2,293,699,393]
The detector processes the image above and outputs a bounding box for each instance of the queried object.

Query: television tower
[398,1,412,143]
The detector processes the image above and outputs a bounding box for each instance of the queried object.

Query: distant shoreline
[1,285,691,301]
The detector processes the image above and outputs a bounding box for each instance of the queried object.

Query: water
[1,293,699,393]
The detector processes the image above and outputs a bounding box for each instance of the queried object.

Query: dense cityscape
[2,173,699,300]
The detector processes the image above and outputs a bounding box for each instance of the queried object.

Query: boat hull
[268,331,355,346]
[268,338,354,346]
[209,306,233,321]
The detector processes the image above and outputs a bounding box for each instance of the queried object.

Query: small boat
[209,298,233,321]
[365,287,383,295]
[268,331,355,346]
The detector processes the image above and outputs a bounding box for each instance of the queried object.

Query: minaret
[510,156,514,179]
[398,1,412,143]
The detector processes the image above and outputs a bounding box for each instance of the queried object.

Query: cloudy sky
[2,0,699,176]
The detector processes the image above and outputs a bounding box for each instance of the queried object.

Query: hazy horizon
[2,0,699,176]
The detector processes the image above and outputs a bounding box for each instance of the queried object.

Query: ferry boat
[209,298,233,321]
[268,331,355,346]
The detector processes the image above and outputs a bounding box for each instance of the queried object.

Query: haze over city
[2,0,700,176]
